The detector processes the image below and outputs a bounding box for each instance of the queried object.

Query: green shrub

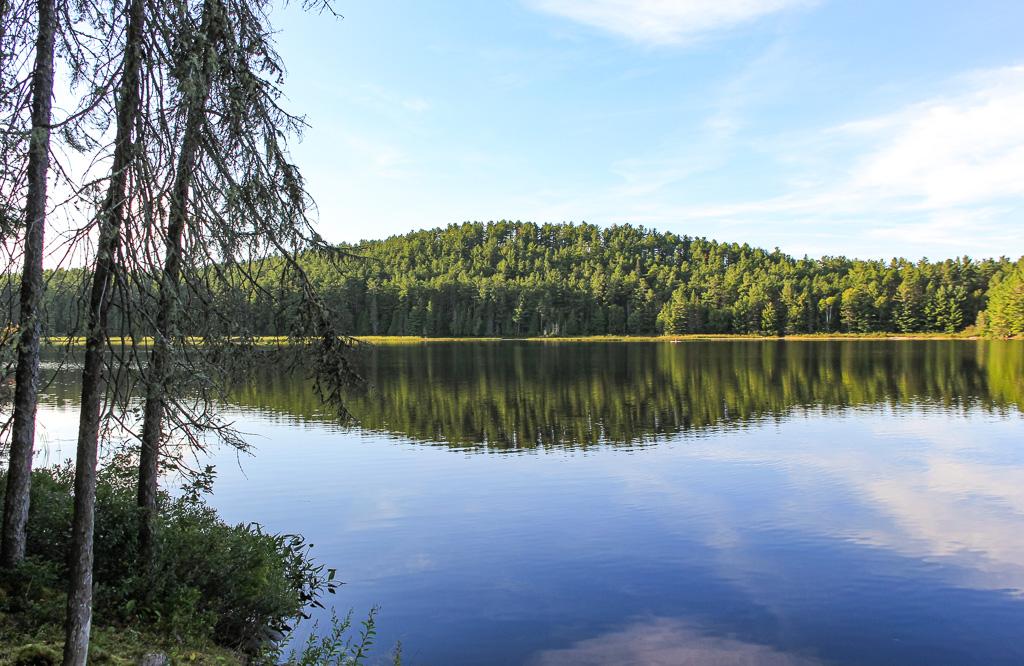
[274,607,403,666]
[0,459,338,656]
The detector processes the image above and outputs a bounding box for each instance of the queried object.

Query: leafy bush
[0,459,338,657]
[272,606,402,666]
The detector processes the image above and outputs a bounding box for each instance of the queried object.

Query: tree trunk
[63,0,146,662]
[138,0,218,564]
[0,0,56,569]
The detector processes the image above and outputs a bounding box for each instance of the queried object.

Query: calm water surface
[34,341,1024,665]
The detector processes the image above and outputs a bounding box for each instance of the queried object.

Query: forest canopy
[26,221,1024,338]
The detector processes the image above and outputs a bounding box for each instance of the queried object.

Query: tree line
[19,221,1024,339]
[112,220,1016,339]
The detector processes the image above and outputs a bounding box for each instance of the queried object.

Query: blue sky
[273,0,1024,260]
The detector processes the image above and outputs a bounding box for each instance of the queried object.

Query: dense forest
[25,221,1024,337]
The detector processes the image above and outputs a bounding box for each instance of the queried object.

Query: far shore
[42,332,1024,347]
[355,333,997,343]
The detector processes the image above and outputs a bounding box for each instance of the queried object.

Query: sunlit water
[32,341,1024,665]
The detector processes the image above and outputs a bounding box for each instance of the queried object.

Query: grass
[0,463,344,666]
[42,336,293,348]
[43,332,988,348]
[0,612,242,665]
[345,332,985,343]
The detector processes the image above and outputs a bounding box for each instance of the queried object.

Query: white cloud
[603,64,1024,257]
[845,66,1024,208]
[528,0,812,45]
[690,65,1024,216]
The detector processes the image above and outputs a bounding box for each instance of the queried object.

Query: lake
[33,340,1024,665]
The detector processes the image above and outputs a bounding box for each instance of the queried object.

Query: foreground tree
[3,0,123,569]
[64,0,147,660]
[134,0,221,565]
[0,0,57,568]
[132,0,359,565]
[0,0,355,657]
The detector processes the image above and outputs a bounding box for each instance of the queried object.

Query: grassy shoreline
[355,332,996,344]
[41,332,1015,348]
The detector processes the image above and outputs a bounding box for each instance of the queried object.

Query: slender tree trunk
[63,0,146,662]
[0,1,9,76]
[138,0,218,563]
[0,0,56,569]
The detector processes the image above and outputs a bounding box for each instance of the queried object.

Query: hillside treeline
[26,221,1024,337]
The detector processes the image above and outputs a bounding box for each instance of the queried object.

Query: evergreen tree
[66,0,148,660]
[927,284,966,333]
[840,286,873,332]
[895,269,926,332]
[981,260,1024,336]
[26,220,1019,339]
[1,0,57,569]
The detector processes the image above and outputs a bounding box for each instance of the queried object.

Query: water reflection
[529,618,822,665]
[227,340,1024,447]
[27,341,1024,665]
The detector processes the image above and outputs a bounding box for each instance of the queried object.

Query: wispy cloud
[842,66,1024,208]
[603,64,1024,257]
[351,83,431,115]
[608,39,794,197]
[333,130,413,179]
[527,0,813,45]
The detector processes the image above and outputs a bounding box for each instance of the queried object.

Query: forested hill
[36,221,1024,337]
[300,221,1021,337]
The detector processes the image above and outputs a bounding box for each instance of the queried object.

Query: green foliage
[0,620,240,665]
[18,222,1013,338]
[926,284,966,333]
[840,286,873,332]
[4,643,62,666]
[0,461,338,658]
[981,258,1024,337]
[895,268,927,332]
[274,607,401,666]
[258,222,1010,337]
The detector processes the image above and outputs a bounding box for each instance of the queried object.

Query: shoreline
[355,333,994,344]
[41,332,1022,347]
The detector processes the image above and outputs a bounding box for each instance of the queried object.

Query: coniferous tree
[895,268,926,333]
[927,284,966,333]
[22,220,1021,340]
[65,0,147,660]
[980,260,1024,337]
[1,0,112,568]
[125,0,359,565]
[135,0,221,564]
[1,0,57,569]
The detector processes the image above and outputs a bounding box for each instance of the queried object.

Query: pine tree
[895,270,926,333]
[1,0,56,568]
[65,0,147,661]
[981,261,1024,336]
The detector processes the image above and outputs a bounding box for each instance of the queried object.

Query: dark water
[33,340,1024,665]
